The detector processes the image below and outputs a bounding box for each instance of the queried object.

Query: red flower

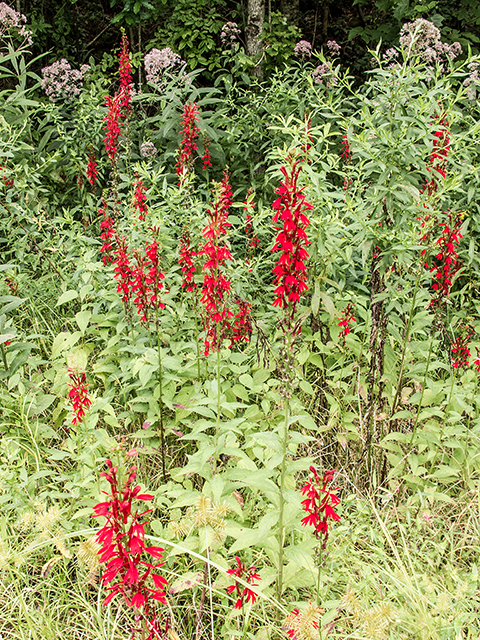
[226,556,261,609]
[341,134,351,162]
[421,114,450,196]
[300,466,340,549]
[338,303,356,343]
[0,164,13,188]
[103,93,123,163]
[179,229,198,291]
[68,371,92,424]
[145,235,165,313]
[133,177,148,221]
[113,236,134,307]
[271,161,311,316]
[451,323,475,370]
[98,199,116,265]
[202,132,212,169]
[284,603,321,639]
[231,297,252,344]
[129,237,165,322]
[86,150,98,189]
[474,346,480,373]
[200,170,234,356]
[424,211,463,306]
[176,102,200,185]
[119,29,133,115]
[93,460,167,638]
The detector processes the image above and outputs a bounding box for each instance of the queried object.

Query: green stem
[213,348,221,473]
[156,318,166,481]
[276,396,289,604]
[390,267,423,419]
[0,343,7,370]
[194,302,201,380]
[409,331,435,447]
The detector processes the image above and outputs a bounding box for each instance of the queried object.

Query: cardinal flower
[93,459,167,638]
[300,466,340,549]
[68,371,92,424]
[271,161,312,319]
[226,556,261,609]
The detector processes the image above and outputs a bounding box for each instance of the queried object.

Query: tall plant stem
[276,396,289,604]
[156,317,166,481]
[0,343,7,370]
[194,302,201,380]
[390,267,423,420]
[213,348,221,473]
[409,313,439,447]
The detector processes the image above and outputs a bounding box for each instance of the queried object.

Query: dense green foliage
[1,5,480,640]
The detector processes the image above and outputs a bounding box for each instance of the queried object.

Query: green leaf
[0,296,26,314]
[56,290,78,306]
[75,309,92,334]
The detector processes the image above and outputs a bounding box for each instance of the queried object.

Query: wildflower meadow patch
[1,7,480,639]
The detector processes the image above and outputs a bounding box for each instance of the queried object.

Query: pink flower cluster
[312,62,337,87]
[0,2,32,44]
[41,59,90,102]
[294,40,312,58]
[141,141,158,158]
[399,19,461,67]
[220,22,241,46]
[144,47,185,90]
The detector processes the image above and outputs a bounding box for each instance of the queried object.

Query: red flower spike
[338,303,356,345]
[113,236,134,307]
[98,199,116,265]
[86,150,98,189]
[451,323,475,370]
[144,236,165,313]
[231,297,252,344]
[421,211,463,306]
[176,102,200,185]
[202,132,212,169]
[200,170,234,356]
[179,229,198,291]
[133,177,148,221]
[300,466,340,549]
[103,93,123,164]
[421,114,450,196]
[474,347,480,373]
[67,371,92,424]
[271,161,311,318]
[119,29,133,116]
[93,461,167,638]
[226,556,261,609]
